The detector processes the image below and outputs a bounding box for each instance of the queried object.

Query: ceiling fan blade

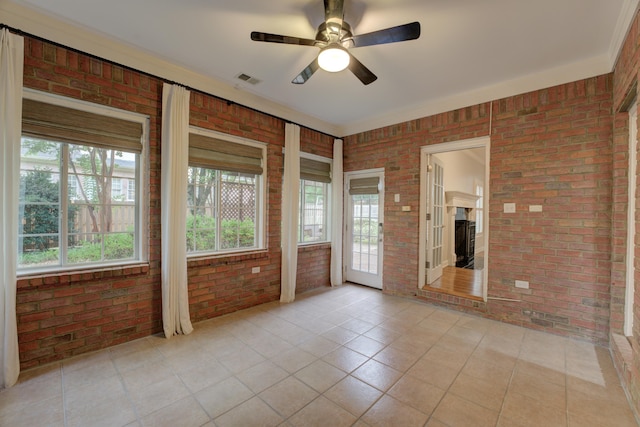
[251,31,318,46]
[292,58,320,84]
[351,22,421,47]
[348,54,377,85]
[324,0,345,26]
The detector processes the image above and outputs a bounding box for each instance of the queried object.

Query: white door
[426,155,445,284]
[345,170,384,289]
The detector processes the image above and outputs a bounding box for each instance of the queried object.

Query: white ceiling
[2,0,638,136]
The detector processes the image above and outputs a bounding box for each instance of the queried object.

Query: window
[127,178,136,201]
[18,91,148,272]
[186,129,266,255]
[475,180,483,234]
[298,155,331,243]
[111,178,123,199]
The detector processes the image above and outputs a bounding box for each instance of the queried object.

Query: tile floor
[1,284,638,427]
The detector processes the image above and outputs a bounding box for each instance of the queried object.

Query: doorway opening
[418,137,489,301]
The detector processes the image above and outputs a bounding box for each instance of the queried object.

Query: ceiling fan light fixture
[318,46,350,72]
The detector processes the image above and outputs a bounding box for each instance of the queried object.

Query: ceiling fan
[250,0,420,85]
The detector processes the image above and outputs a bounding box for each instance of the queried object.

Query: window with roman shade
[18,91,148,272]
[186,129,266,254]
[298,154,332,244]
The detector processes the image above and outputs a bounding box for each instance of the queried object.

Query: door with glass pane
[345,170,384,289]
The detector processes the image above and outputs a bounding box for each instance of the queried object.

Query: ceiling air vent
[236,73,261,85]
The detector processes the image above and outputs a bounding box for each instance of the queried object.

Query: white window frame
[626,100,637,337]
[18,89,150,275]
[298,152,332,246]
[186,127,267,258]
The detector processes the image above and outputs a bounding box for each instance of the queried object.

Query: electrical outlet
[504,203,516,213]
[515,280,529,289]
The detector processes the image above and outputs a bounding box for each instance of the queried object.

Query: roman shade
[189,133,263,175]
[300,157,331,183]
[22,98,143,153]
[349,176,379,194]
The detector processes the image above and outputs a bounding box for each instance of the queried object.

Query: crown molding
[0,0,341,137]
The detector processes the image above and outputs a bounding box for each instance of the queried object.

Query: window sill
[187,250,269,268]
[298,242,331,251]
[17,262,150,288]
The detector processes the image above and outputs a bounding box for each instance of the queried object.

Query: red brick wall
[16,36,333,369]
[344,78,613,345]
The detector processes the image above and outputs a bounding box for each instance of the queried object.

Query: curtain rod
[0,23,340,140]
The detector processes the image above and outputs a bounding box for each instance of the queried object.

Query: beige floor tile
[321,326,360,345]
[64,374,125,408]
[271,347,317,373]
[195,376,254,419]
[471,345,518,370]
[387,374,446,415]
[0,369,63,416]
[363,325,402,345]
[361,394,429,427]
[422,343,471,371]
[500,390,566,427]
[373,343,423,372]
[406,358,460,390]
[515,360,565,387]
[297,335,341,357]
[66,392,137,427]
[322,346,369,373]
[294,359,347,393]
[509,368,566,410]
[112,345,164,374]
[352,359,403,391]
[288,396,357,427]
[8,284,638,427]
[0,395,64,427]
[128,374,190,417]
[140,396,210,427]
[429,309,463,325]
[215,396,283,427]
[62,357,119,391]
[345,335,387,357]
[236,360,289,393]
[259,376,318,418]
[567,388,638,427]
[432,393,499,427]
[445,325,486,345]
[340,317,376,334]
[460,355,514,388]
[324,375,383,417]
[177,359,231,393]
[449,372,507,412]
[218,347,266,374]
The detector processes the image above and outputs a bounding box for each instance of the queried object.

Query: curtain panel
[280,123,301,302]
[330,139,344,287]
[0,28,23,388]
[160,83,194,338]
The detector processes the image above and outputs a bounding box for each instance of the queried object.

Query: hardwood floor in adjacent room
[424,266,483,300]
